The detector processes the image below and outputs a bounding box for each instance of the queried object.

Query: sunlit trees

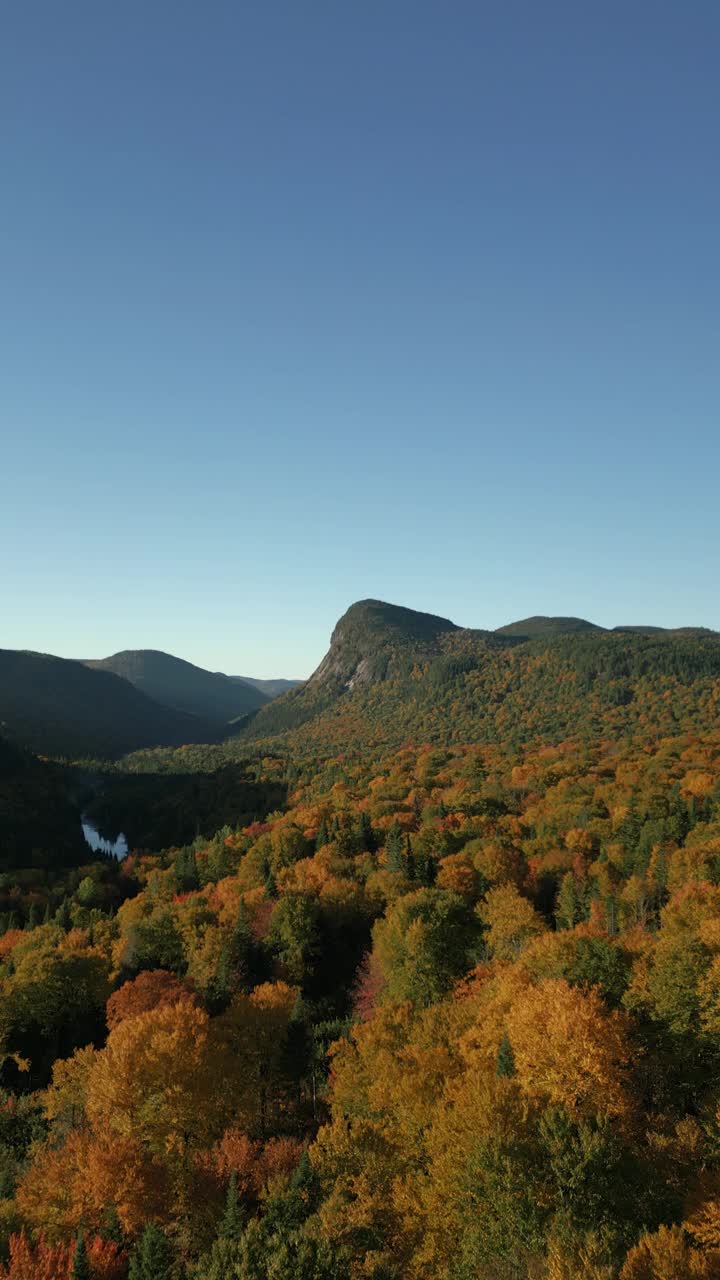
[372,888,480,1006]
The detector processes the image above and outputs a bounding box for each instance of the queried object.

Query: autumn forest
[2,603,720,1280]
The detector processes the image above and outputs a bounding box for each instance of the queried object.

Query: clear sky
[2,1,718,678]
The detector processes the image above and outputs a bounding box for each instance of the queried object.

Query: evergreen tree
[415,848,436,887]
[405,835,416,882]
[101,1204,124,1246]
[315,819,329,851]
[555,872,578,930]
[72,1233,91,1280]
[357,811,376,853]
[175,847,199,893]
[385,821,404,874]
[496,1032,516,1078]
[55,899,71,931]
[128,1223,174,1280]
[231,900,255,990]
[207,945,232,1013]
[220,1171,245,1241]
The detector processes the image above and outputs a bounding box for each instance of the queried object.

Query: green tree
[72,1233,91,1280]
[555,872,579,930]
[128,1222,174,1280]
[268,894,321,985]
[384,821,404,874]
[373,889,480,1006]
[496,1032,516,1078]
[220,1171,245,1241]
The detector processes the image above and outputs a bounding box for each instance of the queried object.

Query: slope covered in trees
[236,601,720,755]
[3,602,720,1278]
[233,677,303,698]
[0,726,719,1277]
[494,614,602,638]
[0,736,86,871]
[0,651,218,760]
[85,651,269,723]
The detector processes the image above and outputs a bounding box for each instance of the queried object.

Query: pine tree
[128,1223,174,1280]
[405,835,416,881]
[385,821,404,874]
[72,1233,91,1280]
[315,819,329,851]
[207,946,232,1014]
[415,848,436,886]
[101,1204,124,1245]
[55,899,71,931]
[555,872,578,931]
[496,1032,516,1078]
[357,811,376,853]
[176,847,199,893]
[220,1171,245,1241]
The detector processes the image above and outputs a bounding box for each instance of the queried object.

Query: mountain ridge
[0,649,217,759]
[85,649,269,723]
[234,598,720,751]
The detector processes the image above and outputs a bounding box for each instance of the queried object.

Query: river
[81,819,129,860]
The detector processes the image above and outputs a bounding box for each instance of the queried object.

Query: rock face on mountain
[234,599,720,752]
[85,650,269,723]
[307,600,461,692]
[0,650,215,759]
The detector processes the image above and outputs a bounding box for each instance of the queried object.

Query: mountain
[233,599,720,752]
[0,650,216,759]
[495,615,602,638]
[308,599,461,689]
[85,650,269,722]
[232,676,304,698]
[228,599,466,740]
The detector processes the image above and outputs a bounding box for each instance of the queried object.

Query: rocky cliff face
[307,599,460,692]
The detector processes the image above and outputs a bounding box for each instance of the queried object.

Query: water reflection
[81,820,129,860]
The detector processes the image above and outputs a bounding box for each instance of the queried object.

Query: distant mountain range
[2,603,718,760]
[0,649,215,759]
[230,676,303,698]
[0,648,296,759]
[85,650,270,722]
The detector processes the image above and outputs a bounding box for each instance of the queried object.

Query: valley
[1,600,720,1279]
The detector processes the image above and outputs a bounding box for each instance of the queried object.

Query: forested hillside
[0,717,719,1277]
[2,602,720,1278]
[0,651,217,759]
[236,600,720,753]
[0,737,86,871]
[85,651,269,723]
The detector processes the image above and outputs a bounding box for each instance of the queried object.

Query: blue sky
[2,1,718,677]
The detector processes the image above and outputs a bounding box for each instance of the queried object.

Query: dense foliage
[235,602,720,753]
[1,718,720,1277]
[0,739,86,872]
[5,603,720,1277]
